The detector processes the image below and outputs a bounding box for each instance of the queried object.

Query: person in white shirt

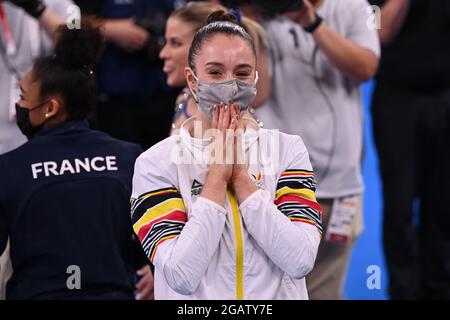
[254,0,380,299]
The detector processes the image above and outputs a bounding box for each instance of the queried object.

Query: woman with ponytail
[132,11,322,300]
[0,20,153,300]
[159,2,271,132]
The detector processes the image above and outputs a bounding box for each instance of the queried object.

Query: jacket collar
[34,120,90,138]
[179,116,260,164]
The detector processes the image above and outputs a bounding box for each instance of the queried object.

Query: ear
[184,67,198,99]
[44,97,63,119]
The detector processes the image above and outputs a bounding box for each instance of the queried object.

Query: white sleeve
[131,154,227,296]
[39,0,75,55]
[343,0,381,57]
[239,137,322,279]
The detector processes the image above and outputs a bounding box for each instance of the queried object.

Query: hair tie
[228,8,242,23]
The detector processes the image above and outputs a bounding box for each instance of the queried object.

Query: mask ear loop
[187,67,199,103]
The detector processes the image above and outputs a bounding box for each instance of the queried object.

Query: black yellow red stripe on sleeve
[131,187,187,262]
[275,170,323,235]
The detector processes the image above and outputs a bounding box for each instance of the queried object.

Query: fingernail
[225,105,229,111]
[213,105,217,111]
[135,294,141,300]
[231,119,235,124]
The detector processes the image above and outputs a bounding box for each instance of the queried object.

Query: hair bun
[54,18,104,69]
[206,10,239,25]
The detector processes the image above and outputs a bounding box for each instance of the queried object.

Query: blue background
[344,80,389,300]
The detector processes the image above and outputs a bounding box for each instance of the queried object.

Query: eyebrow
[205,62,254,70]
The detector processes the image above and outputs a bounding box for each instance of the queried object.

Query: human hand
[207,103,238,185]
[5,0,46,18]
[287,0,316,28]
[135,265,154,300]
[104,18,150,52]
[230,104,249,184]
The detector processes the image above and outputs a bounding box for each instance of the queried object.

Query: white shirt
[0,0,73,155]
[256,0,381,198]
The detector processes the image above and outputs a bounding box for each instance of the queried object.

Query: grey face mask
[189,69,258,120]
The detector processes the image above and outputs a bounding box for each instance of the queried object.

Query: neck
[43,113,68,128]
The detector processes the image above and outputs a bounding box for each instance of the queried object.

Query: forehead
[20,68,35,87]
[166,16,195,37]
[196,34,255,68]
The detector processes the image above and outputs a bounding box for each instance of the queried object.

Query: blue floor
[343,80,389,300]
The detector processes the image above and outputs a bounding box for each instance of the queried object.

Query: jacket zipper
[227,190,244,300]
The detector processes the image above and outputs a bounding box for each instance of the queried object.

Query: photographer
[249,0,380,299]
[74,0,179,150]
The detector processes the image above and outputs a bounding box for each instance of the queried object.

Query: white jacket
[131,118,322,300]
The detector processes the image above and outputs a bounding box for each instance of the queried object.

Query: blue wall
[344,80,389,300]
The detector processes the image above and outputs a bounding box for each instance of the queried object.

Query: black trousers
[91,90,179,151]
[372,82,450,299]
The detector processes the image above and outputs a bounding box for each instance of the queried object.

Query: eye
[170,39,182,48]
[236,71,251,79]
[208,70,222,76]
[19,94,25,100]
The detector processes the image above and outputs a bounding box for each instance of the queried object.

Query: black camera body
[221,0,302,13]
[135,14,166,63]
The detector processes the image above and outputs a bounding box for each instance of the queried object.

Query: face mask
[189,69,258,120]
[15,101,48,139]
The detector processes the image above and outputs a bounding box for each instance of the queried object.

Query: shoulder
[134,136,179,173]
[325,0,371,12]
[320,0,372,24]
[80,129,142,159]
[0,141,31,164]
[132,136,180,193]
[259,128,308,152]
[44,0,75,16]
[258,129,310,168]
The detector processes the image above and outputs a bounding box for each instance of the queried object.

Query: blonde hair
[170,2,266,57]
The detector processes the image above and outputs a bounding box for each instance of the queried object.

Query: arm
[0,213,7,256]
[312,24,379,82]
[233,137,322,279]
[38,8,66,41]
[95,18,150,53]
[6,0,66,41]
[291,0,380,83]
[131,156,227,296]
[376,0,411,45]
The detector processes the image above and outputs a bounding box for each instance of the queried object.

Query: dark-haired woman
[159,2,270,133]
[131,11,322,300]
[0,21,153,300]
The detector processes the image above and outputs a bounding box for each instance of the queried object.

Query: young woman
[159,2,270,132]
[131,11,322,300]
[0,20,153,300]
